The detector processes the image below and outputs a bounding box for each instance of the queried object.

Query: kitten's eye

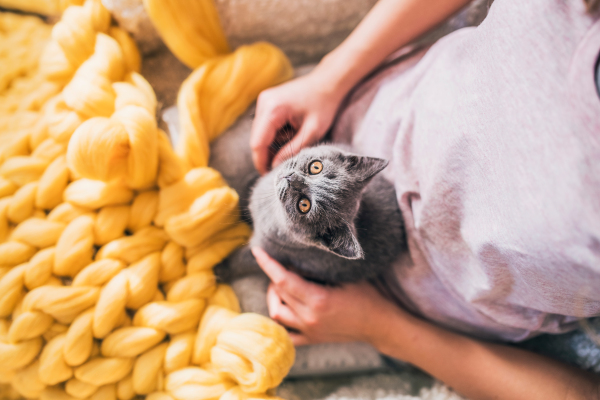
[298,198,311,213]
[309,161,323,175]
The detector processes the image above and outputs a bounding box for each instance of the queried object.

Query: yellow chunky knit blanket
[0,0,295,399]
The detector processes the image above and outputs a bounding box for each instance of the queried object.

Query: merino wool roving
[0,0,84,16]
[0,1,295,399]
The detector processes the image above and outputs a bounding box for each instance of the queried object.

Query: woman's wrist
[359,299,421,360]
[309,46,370,106]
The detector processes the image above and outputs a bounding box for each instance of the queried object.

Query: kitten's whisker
[295,124,306,166]
[271,135,287,155]
[282,125,295,162]
[251,193,277,202]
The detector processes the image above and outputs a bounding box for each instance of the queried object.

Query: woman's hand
[250,71,345,175]
[252,248,600,400]
[251,247,404,346]
[249,0,475,175]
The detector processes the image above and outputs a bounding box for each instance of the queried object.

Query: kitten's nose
[285,173,306,190]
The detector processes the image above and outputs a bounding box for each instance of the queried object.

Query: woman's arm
[251,248,600,400]
[374,306,600,400]
[251,0,472,174]
[312,0,471,104]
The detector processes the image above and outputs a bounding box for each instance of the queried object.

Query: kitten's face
[252,145,387,259]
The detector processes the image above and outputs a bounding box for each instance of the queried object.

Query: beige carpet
[278,369,466,400]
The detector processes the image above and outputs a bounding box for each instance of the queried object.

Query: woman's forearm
[368,307,600,400]
[253,249,599,399]
[311,0,472,101]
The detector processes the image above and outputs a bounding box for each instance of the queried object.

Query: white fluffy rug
[278,370,466,400]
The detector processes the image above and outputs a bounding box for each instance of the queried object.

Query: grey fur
[210,116,406,285]
[248,144,405,283]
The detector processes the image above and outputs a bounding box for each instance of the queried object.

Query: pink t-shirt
[332,0,600,341]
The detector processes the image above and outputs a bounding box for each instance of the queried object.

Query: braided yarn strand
[0,0,84,16]
[0,1,295,400]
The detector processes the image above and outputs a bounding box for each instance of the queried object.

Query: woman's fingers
[270,281,308,314]
[287,332,311,346]
[250,109,282,175]
[267,284,304,330]
[272,116,322,167]
[267,284,313,346]
[252,247,315,304]
[251,89,294,174]
[250,74,336,172]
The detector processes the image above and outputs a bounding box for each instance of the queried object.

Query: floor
[278,368,466,400]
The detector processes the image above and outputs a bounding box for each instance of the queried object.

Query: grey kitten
[248,144,405,283]
[211,122,406,284]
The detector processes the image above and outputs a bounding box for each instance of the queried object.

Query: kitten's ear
[345,155,389,182]
[318,223,364,260]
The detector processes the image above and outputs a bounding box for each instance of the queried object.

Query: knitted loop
[39,333,73,385]
[72,105,158,189]
[45,97,86,144]
[113,75,157,115]
[94,205,130,246]
[74,357,134,386]
[165,271,216,302]
[165,187,240,249]
[109,27,142,74]
[206,285,241,313]
[133,300,205,335]
[164,367,235,400]
[23,286,100,323]
[164,331,195,374]
[159,241,186,283]
[7,182,38,223]
[64,179,134,209]
[0,264,27,317]
[193,306,238,366]
[54,215,96,276]
[11,360,45,399]
[128,190,159,233]
[0,156,49,187]
[65,377,98,398]
[96,228,167,264]
[155,168,227,226]
[36,155,70,209]
[62,65,116,118]
[63,308,95,367]
[0,336,42,370]
[133,342,168,394]
[24,248,55,289]
[211,314,295,393]
[101,327,166,358]
[117,374,135,400]
[41,0,110,82]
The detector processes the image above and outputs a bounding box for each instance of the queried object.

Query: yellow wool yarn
[176,44,293,168]
[142,0,293,168]
[0,0,295,399]
[0,0,83,16]
[142,0,230,69]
